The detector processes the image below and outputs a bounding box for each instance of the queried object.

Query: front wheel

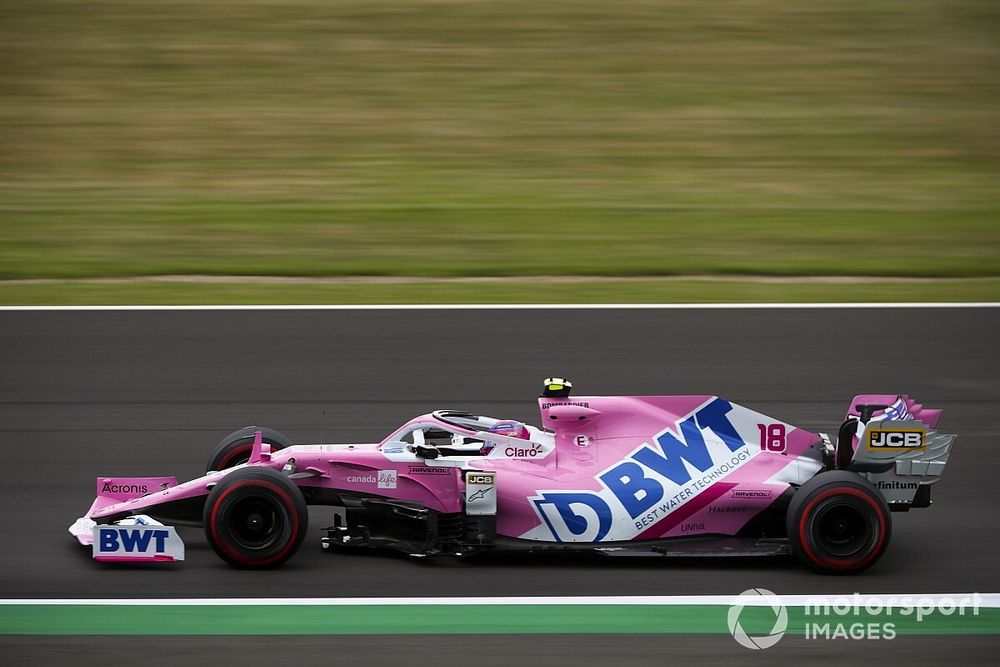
[207,426,293,471]
[203,467,308,569]
[787,471,891,574]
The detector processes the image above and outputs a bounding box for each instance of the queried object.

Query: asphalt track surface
[2,307,998,664]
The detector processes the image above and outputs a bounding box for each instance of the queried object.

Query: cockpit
[381,411,542,459]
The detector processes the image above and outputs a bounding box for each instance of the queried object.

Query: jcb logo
[467,474,495,485]
[868,429,925,450]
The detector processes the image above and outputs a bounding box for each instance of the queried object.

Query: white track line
[2,594,998,607]
[0,303,997,311]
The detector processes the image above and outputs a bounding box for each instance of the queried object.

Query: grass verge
[1,602,997,635]
[1,277,997,305]
[1,1,998,282]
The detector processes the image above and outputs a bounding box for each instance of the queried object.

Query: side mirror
[545,405,601,423]
[411,444,440,459]
[383,440,408,448]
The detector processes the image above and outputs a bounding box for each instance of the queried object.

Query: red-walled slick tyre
[207,426,293,471]
[203,467,308,569]
[787,471,891,574]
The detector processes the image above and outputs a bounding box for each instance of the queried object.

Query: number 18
[757,423,786,452]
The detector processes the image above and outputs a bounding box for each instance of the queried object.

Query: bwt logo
[868,430,924,449]
[530,398,756,542]
[98,528,169,553]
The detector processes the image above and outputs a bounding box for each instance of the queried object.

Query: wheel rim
[811,499,875,558]
[227,494,288,550]
[218,446,252,469]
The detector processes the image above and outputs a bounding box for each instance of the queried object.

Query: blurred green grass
[1,1,998,283]
[2,278,997,305]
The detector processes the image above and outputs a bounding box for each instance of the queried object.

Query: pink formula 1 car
[69,379,956,574]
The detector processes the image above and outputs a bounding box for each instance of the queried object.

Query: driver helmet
[489,420,530,440]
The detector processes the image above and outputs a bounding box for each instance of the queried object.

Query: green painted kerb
[1,605,998,636]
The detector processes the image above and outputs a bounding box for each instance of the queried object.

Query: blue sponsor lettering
[152,530,167,551]
[533,492,612,542]
[599,462,663,519]
[99,529,118,551]
[634,415,713,485]
[531,398,752,542]
[633,399,744,487]
[120,529,153,552]
[695,399,745,452]
[98,528,169,553]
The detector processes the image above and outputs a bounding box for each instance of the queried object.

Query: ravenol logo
[728,588,788,650]
[528,398,760,542]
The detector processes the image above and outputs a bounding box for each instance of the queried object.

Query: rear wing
[844,394,941,430]
[837,396,956,510]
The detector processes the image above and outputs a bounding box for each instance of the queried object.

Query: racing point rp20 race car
[69,379,956,574]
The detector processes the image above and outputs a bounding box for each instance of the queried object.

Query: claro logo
[506,443,542,458]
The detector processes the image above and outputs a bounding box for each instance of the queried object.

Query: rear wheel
[787,471,891,574]
[203,467,308,569]
[207,426,293,471]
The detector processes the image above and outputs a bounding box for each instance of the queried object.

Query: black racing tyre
[203,467,308,569]
[207,426,293,472]
[787,470,891,574]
